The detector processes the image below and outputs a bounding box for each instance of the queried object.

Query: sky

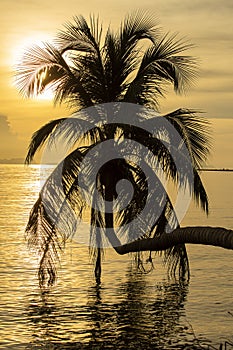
[0,0,232,167]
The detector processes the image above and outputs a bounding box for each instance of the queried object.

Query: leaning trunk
[115,226,233,255]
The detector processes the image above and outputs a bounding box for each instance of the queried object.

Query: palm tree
[16,12,233,287]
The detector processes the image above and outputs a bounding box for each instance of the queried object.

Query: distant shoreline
[0,158,25,164]
[0,158,37,165]
[0,159,232,172]
[198,169,233,172]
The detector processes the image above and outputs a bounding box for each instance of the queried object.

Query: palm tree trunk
[95,248,101,284]
[105,212,122,246]
[115,226,233,255]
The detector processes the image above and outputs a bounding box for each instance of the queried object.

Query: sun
[13,31,52,62]
[36,86,55,101]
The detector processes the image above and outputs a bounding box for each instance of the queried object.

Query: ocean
[0,164,232,349]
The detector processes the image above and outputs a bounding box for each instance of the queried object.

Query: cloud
[0,114,24,158]
[160,0,233,15]
[0,115,12,133]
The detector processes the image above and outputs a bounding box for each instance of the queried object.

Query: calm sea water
[0,164,232,349]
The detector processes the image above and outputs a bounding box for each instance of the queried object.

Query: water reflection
[25,292,69,348]
[1,167,232,349]
[87,271,193,349]
[24,268,201,349]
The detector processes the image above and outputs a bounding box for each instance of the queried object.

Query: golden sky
[0,0,232,167]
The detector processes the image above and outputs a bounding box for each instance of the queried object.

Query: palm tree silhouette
[16,12,233,287]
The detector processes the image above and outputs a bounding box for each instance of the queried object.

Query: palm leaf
[104,11,159,101]
[26,195,62,287]
[25,118,66,164]
[57,14,103,52]
[163,109,211,213]
[15,42,93,106]
[16,43,70,96]
[57,15,107,103]
[124,33,197,107]
[26,147,93,287]
[193,168,209,213]
[163,108,211,168]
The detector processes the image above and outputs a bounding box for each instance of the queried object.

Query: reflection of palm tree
[86,268,194,349]
[15,13,232,287]
[25,292,62,346]
[25,270,200,349]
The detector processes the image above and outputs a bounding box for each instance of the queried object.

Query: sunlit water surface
[0,165,232,349]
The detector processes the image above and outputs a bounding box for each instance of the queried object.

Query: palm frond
[25,118,66,164]
[45,109,107,151]
[193,168,209,214]
[163,243,190,279]
[163,108,211,168]
[26,176,75,287]
[25,116,94,165]
[111,121,181,183]
[57,15,107,103]
[61,146,93,212]
[57,14,102,53]
[103,11,159,101]
[26,194,63,287]
[16,43,70,97]
[156,198,189,279]
[52,70,94,108]
[129,190,189,279]
[16,42,93,107]
[56,18,97,55]
[148,32,198,94]
[163,108,211,213]
[124,33,197,106]
[119,10,159,49]
[26,147,93,287]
